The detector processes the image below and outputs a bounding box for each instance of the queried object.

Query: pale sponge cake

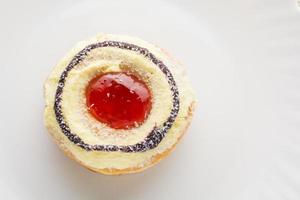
[44,34,196,175]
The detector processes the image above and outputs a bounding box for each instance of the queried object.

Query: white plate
[1,0,300,199]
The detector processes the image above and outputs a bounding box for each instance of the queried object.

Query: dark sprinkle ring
[54,41,180,152]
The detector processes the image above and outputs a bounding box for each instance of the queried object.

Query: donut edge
[45,101,195,175]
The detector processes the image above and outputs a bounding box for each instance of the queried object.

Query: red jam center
[86,72,152,129]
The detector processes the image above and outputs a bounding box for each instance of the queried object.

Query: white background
[1,0,300,199]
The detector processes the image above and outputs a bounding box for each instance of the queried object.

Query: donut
[44,34,196,175]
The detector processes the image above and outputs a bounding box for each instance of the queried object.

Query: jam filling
[54,41,180,152]
[86,72,152,129]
